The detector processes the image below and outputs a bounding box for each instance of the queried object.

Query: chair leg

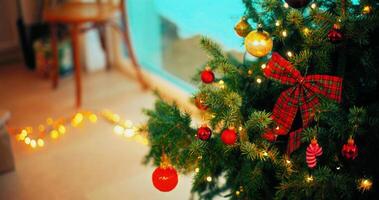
[50,24,59,89]
[98,24,111,71]
[70,25,82,108]
[120,1,148,90]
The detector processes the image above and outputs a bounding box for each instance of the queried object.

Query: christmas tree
[143,0,379,199]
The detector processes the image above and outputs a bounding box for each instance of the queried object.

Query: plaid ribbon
[264,53,343,154]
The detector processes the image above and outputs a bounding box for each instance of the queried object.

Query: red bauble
[221,128,237,145]
[194,96,208,111]
[285,0,310,8]
[341,138,358,160]
[201,68,215,84]
[261,131,277,142]
[197,125,212,140]
[152,166,178,192]
[328,24,343,43]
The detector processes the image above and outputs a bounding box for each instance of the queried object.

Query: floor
[0,64,193,200]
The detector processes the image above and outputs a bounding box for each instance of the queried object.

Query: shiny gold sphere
[234,18,251,37]
[244,30,273,57]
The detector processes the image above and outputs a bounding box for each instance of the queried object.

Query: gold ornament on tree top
[244,26,273,57]
[234,17,251,37]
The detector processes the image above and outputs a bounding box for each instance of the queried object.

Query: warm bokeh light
[37,138,45,147]
[89,114,98,123]
[358,178,373,191]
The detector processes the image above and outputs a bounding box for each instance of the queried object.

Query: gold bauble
[244,30,273,57]
[234,18,251,37]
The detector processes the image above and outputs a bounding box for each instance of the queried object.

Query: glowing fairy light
[37,139,45,147]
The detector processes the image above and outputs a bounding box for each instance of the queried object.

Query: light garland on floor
[13,109,148,149]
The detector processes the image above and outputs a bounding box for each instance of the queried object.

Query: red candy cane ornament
[306,139,323,168]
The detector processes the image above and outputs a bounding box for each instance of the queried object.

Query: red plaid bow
[263,53,343,154]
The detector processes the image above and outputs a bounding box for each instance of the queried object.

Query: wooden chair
[43,0,148,107]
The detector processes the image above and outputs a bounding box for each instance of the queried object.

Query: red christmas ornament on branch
[261,126,284,142]
[341,138,358,160]
[197,125,212,141]
[221,127,237,145]
[328,24,344,43]
[152,154,178,192]
[306,139,323,168]
[194,95,208,111]
[263,53,343,154]
[201,67,215,84]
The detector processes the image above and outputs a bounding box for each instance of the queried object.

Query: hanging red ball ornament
[306,139,323,168]
[197,125,212,141]
[328,24,343,43]
[221,127,237,145]
[152,154,178,192]
[285,0,310,8]
[194,95,208,111]
[261,131,277,142]
[201,67,215,84]
[341,138,358,160]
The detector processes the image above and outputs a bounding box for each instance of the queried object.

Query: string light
[248,69,253,75]
[358,178,373,191]
[38,125,45,132]
[306,175,314,183]
[13,110,148,149]
[286,159,291,164]
[303,27,310,36]
[281,30,288,37]
[206,176,212,182]
[256,78,262,84]
[262,151,268,157]
[284,3,289,8]
[287,51,293,57]
[89,114,98,123]
[195,167,200,173]
[50,130,59,139]
[25,137,31,144]
[30,140,37,148]
[362,5,372,14]
[71,113,84,127]
[235,191,240,196]
[46,118,54,125]
[310,3,317,9]
[37,138,45,147]
[123,128,136,138]
[275,20,281,27]
[219,80,225,89]
[58,125,66,134]
[113,125,124,135]
[261,64,266,69]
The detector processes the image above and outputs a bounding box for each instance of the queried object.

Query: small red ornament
[201,67,215,84]
[194,96,208,111]
[328,24,343,43]
[341,138,358,160]
[262,131,277,142]
[152,154,178,192]
[197,125,212,141]
[221,127,237,145]
[306,139,323,168]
